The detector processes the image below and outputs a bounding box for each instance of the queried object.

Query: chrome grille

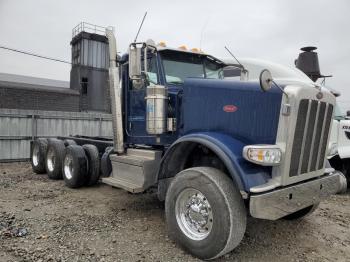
[289,99,333,177]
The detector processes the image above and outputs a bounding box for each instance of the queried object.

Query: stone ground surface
[0,162,349,262]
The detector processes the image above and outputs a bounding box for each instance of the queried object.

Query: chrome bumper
[249,172,346,220]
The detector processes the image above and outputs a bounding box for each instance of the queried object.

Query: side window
[204,59,223,79]
[130,54,159,90]
[145,55,159,85]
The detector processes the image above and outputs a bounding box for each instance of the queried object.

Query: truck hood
[182,78,283,145]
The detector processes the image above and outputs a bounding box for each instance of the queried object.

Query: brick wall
[0,87,80,112]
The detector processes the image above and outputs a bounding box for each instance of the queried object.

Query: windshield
[334,103,345,120]
[161,51,224,85]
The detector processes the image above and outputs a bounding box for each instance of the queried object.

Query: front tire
[165,167,246,260]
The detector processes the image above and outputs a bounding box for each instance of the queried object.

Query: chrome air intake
[289,99,333,177]
[272,84,336,186]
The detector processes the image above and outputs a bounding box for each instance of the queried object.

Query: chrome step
[103,149,162,193]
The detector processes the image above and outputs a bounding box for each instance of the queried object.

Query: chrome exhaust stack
[106,27,124,154]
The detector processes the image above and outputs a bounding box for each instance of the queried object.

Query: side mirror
[129,44,142,80]
[259,69,273,92]
[347,110,350,117]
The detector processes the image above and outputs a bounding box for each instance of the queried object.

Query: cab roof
[156,46,226,65]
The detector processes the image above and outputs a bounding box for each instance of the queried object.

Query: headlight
[243,145,282,166]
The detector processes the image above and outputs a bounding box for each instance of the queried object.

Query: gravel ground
[0,162,349,262]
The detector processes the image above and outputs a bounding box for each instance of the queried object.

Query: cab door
[126,54,160,137]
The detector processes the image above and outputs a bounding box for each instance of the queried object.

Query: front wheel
[165,167,246,260]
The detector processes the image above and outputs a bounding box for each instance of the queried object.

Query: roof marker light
[158,41,166,47]
[178,45,187,50]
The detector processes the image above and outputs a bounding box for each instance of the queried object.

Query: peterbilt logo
[223,105,238,113]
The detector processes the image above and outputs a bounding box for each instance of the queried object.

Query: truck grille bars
[289,99,333,177]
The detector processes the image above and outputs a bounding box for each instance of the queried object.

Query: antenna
[224,46,246,71]
[199,17,210,50]
[134,12,148,43]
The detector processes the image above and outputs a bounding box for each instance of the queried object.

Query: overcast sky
[0,0,349,110]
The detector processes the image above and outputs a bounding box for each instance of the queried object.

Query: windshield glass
[334,103,345,120]
[161,51,224,84]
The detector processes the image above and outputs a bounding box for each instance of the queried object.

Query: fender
[157,132,272,192]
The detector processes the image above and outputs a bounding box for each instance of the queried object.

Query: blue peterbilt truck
[30,28,347,260]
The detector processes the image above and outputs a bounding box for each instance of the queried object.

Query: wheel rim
[46,148,56,172]
[63,154,74,180]
[32,145,40,166]
[175,188,213,241]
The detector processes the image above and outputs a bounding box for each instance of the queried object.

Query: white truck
[292,46,350,186]
[328,99,350,185]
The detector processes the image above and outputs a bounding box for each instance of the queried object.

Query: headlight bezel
[243,145,282,166]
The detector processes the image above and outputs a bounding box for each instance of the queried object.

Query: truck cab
[121,43,228,146]
[30,29,348,260]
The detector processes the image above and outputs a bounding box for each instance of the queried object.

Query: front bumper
[249,172,347,220]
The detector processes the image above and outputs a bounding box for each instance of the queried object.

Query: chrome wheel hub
[46,148,56,172]
[63,154,74,180]
[175,188,213,240]
[32,145,40,166]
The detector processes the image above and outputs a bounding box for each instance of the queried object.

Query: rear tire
[82,144,100,186]
[100,147,113,177]
[31,138,48,174]
[283,204,319,220]
[62,145,88,188]
[45,139,65,179]
[165,167,246,260]
[63,139,77,147]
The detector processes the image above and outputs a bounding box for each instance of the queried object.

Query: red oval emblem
[223,105,238,113]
